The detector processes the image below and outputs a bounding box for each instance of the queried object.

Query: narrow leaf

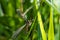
[37,11,47,40]
[48,7,54,40]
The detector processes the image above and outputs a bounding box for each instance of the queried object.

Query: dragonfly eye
[16,9,27,20]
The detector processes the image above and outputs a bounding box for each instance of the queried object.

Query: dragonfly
[11,5,33,40]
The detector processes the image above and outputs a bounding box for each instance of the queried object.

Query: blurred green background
[0,0,60,40]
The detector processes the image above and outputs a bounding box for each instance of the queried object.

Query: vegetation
[0,0,60,40]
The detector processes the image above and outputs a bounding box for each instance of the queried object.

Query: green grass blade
[37,11,47,40]
[34,0,47,40]
[48,7,54,40]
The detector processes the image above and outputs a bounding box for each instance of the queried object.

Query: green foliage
[0,0,59,40]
